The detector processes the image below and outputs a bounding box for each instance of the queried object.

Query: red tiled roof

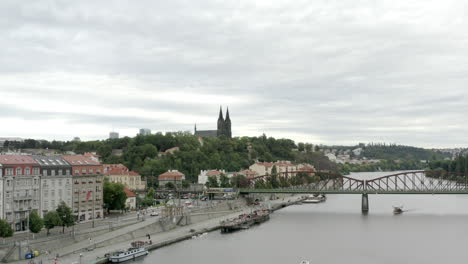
[159,171,185,180]
[62,155,101,166]
[124,187,136,198]
[103,164,129,175]
[0,155,38,165]
[206,170,222,176]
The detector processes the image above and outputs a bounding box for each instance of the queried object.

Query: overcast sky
[1,0,468,148]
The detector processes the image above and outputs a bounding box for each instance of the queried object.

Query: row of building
[0,154,146,233]
[196,160,316,185]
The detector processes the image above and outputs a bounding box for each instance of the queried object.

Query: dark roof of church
[194,130,217,137]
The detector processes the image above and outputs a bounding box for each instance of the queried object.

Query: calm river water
[136,171,468,264]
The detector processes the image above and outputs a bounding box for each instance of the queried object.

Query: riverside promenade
[16,195,302,264]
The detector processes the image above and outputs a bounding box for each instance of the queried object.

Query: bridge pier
[361,193,369,214]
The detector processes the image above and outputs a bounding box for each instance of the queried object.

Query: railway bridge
[239,170,468,213]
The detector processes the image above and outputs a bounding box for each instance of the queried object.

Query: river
[135,171,468,264]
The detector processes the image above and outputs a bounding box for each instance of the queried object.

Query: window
[33,168,39,175]
[34,179,37,185]
[44,190,48,198]
[6,168,13,176]
[75,169,79,174]
[6,180,10,187]
[96,169,101,174]
[43,169,48,176]
[89,169,94,174]
[51,170,55,176]
[16,167,22,176]
[51,190,55,197]
[25,167,30,175]
[59,180,63,186]
[58,169,62,176]
[82,168,86,174]
[6,192,10,198]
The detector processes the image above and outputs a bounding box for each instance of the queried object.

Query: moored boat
[393,206,404,215]
[108,247,149,263]
[303,194,326,203]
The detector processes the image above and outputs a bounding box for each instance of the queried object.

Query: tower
[225,107,232,138]
[217,106,225,137]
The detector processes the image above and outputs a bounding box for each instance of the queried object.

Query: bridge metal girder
[243,170,468,194]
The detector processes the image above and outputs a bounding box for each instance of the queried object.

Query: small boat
[303,194,326,204]
[300,260,310,264]
[108,247,149,263]
[393,206,404,215]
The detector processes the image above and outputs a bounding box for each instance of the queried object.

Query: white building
[109,132,119,139]
[198,170,226,184]
[32,156,73,217]
[249,161,315,178]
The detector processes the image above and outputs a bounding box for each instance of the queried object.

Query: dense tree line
[360,143,449,161]
[339,159,427,174]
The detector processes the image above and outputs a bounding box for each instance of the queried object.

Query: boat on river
[303,194,326,204]
[220,209,271,233]
[108,247,149,263]
[393,206,404,215]
[300,260,310,264]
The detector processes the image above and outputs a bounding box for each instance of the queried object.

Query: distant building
[124,187,137,210]
[249,161,315,178]
[72,137,81,142]
[194,107,232,138]
[158,170,185,186]
[198,169,226,184]
[139,128,151,136]
[103,164,146,191]
[109,132,119,139]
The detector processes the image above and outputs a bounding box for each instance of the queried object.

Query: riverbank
[22,194,303,264]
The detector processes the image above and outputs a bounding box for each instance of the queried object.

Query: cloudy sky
[1,0,468,148]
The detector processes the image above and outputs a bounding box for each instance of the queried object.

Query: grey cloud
[1,0,468,147]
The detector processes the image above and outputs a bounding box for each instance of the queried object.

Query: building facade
[103,164,146,191]
[139,128,151,136]
[249,161,315,178]
[124,188,136,210]
[62,155,104,222]
[158,170,185,186]
[109,132,119,139]
[31,156,73,217]
[194,107,232,138]
[0,155,41,232]
[198,169,226,185]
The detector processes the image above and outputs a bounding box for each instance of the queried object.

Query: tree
[29,210,44,235]
[219,174,231,188]
[165,182,175,189]
[147,187,155,199]
[181,180,190,189]
[103,181,127,213]
[269,165,279,188]
[0,219,13,239]
[206,176,219,188]
[44,211,62,236]
[56,201,75,233]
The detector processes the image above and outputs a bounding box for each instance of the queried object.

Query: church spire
[218,106,224,120]
[225,107,230,121]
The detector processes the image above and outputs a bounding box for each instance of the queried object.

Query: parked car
[150,210,159,216]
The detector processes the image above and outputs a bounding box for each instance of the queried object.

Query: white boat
[108,247,149,263]
[303,194,325,204]
[300,260,310,264]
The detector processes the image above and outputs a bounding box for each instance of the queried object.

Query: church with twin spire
[194,107,232,138]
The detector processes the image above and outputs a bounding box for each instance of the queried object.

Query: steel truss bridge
[239,170,468,213]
